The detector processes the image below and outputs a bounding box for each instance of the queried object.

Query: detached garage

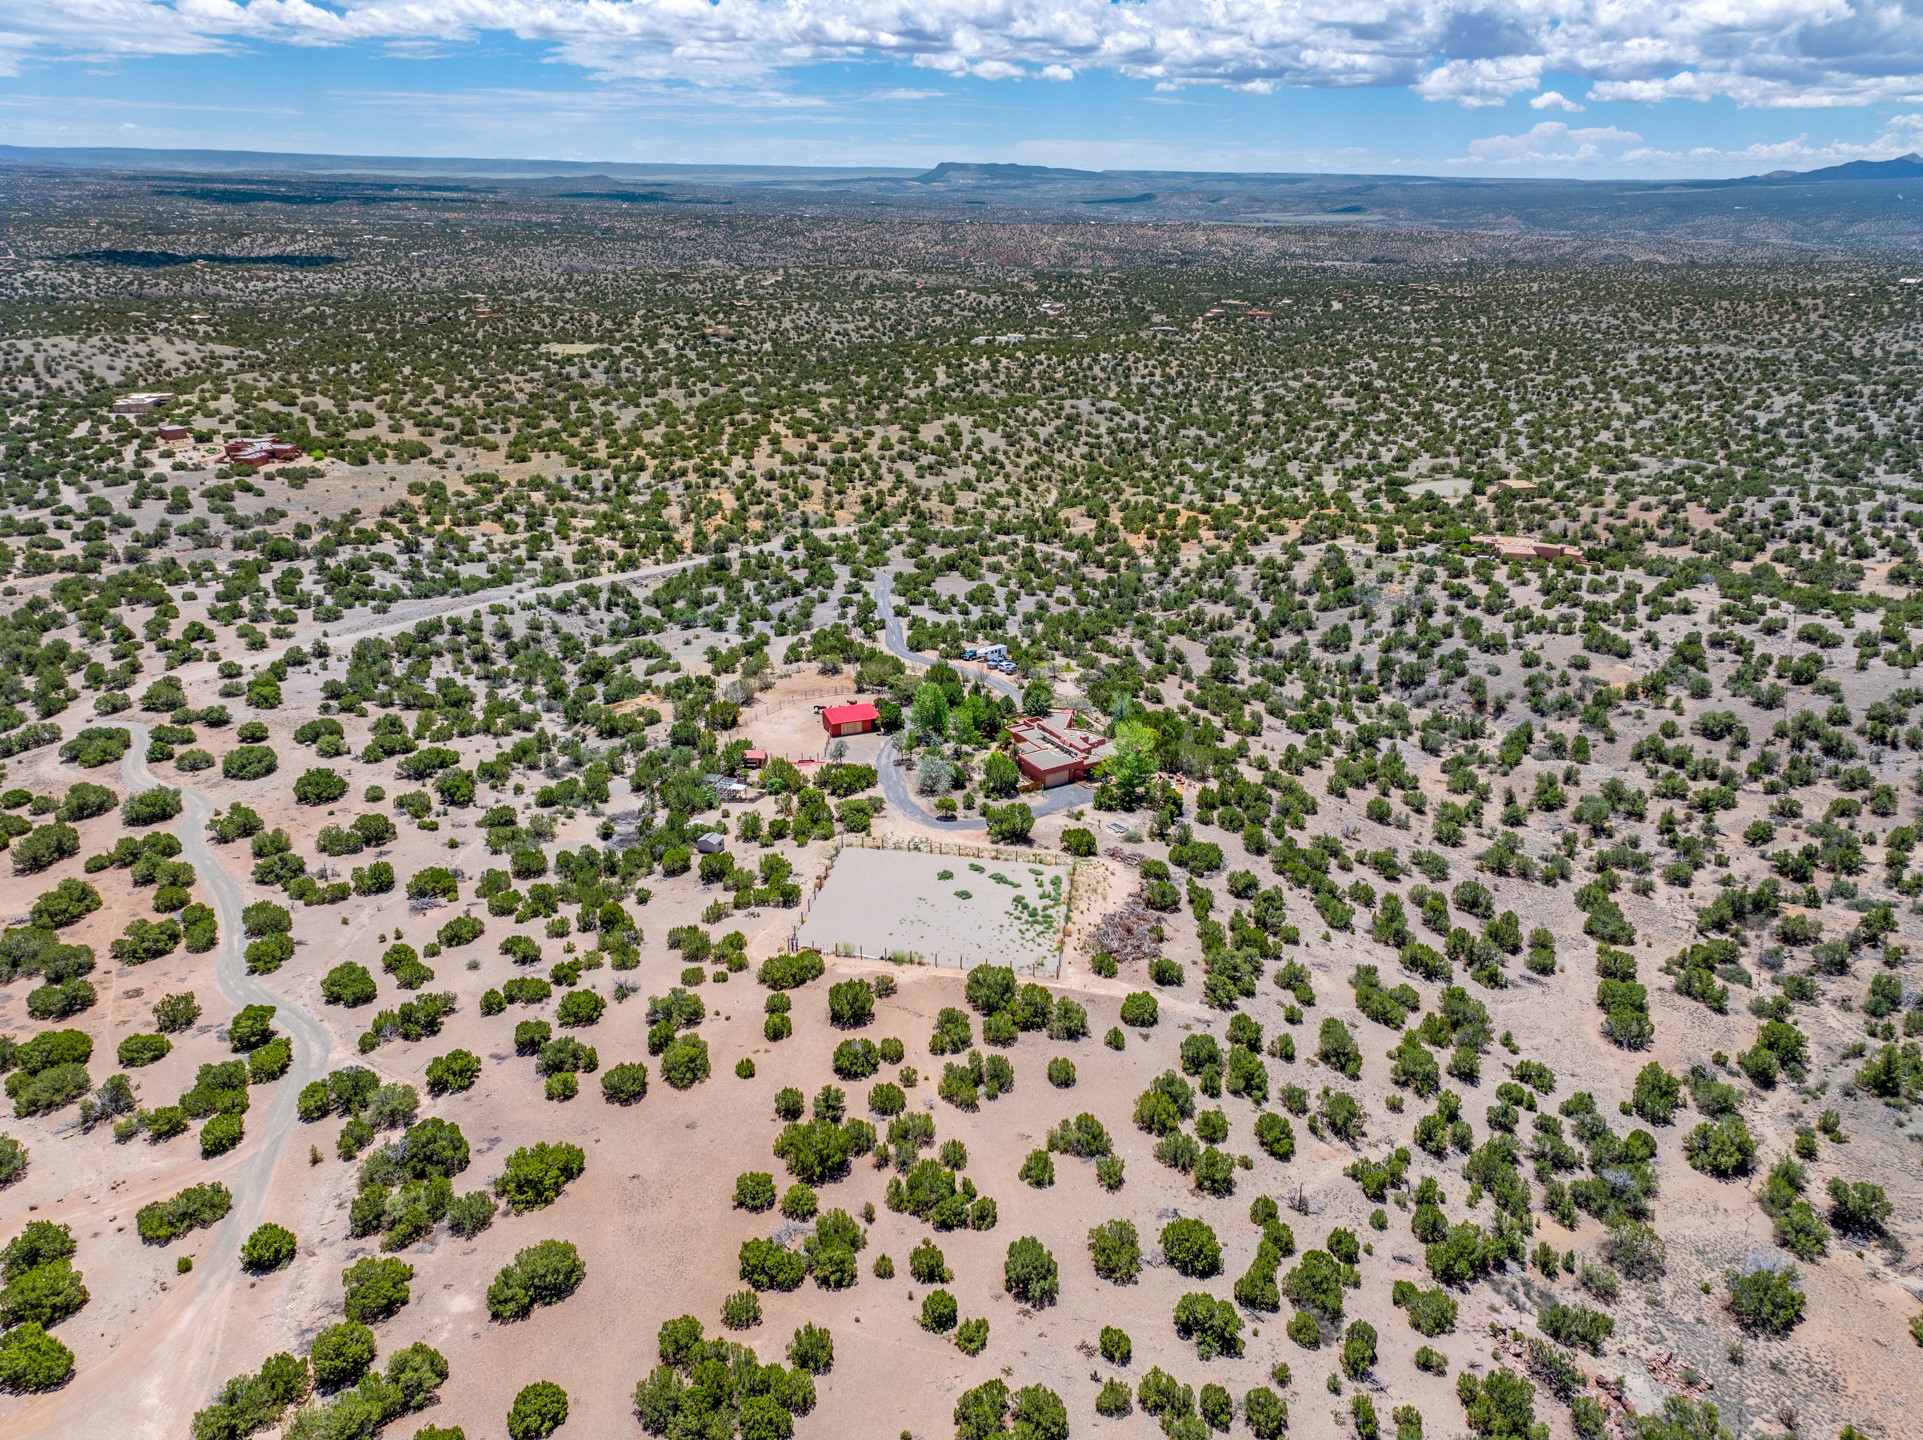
[821,702,880,737]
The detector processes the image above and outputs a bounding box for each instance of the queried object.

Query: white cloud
[1529,90,1583,112]
[3,0,1923,115]
[1414,56,1542,109]
[1462,111,1923,175]
[1464,121,1644,165]
[1041,64,1073,83]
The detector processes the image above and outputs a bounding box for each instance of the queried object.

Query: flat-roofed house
[112,392,174,415]
[1007,710,1115,787]
[1470,533,1585,564]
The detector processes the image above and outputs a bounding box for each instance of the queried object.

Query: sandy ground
[795,846,1071,973]
[0,547,1917,1440]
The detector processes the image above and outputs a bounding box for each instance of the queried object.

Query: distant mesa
[556,190,729,205]
[63,248,344,268]
[912,161,1107,185]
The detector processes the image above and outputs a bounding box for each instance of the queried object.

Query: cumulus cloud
[1465,121,1644,165]
[1463,111,1923,175]
[3,0,1923,113]
[1529,90,1583,112]
[1413,56,1543,109]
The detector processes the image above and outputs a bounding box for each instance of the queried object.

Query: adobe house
[1007,710,1115,788]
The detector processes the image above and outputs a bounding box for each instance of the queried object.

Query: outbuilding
[821,702,880,737]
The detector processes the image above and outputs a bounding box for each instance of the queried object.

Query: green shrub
[341,1256,413,1324]
[136,1182,233,1244]
[487,1239,586,1321]
[437,915,485,949]
[828,978,875,1027]
[321,962,378,1007]
[122,787,184,827]
[446,1191,497,1239]
[0,1322,74,1392]
[1727,1263,1805,1334]
[921,1288,959,1332]
[309,1320,377,1392]
[1538,1300,1614,1355]
[601,1062,648,1105]
[734,1172,777,1211]
[292,768,349,805]
[1684,1115,1756,1178]
[558,990,605,1028]
[1002,1235,1058,1306]
[1173,1291,1244,1359]
[494,1141,586,1212]
[788,1321,834,1373]
[29,878,101,930]
[661,1034,711,1089]
[59,727,131,768]
[228,1003,277,1052]
[1088,1219,1141,1283]
[200,1111,244,1158]
[11,820,80,877]
[240,1223,297,1273]
[222,745,279,781]
[739,1237,806,1292]
[507,1380,569,1440]
[1161,1217,1222,1278]
[1120,991,1159,1028]
[720,1289,762,1331]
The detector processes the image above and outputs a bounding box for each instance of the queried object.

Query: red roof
[821,702,880,726]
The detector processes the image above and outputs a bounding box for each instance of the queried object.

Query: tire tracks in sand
[15,723,334,1439]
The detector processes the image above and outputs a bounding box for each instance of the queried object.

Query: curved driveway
[870,570,1094,827]
[873,569,1021,701]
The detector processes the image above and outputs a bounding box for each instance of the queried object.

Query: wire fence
[786,832,1078,978]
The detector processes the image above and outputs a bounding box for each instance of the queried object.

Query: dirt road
[14,724,334,1440]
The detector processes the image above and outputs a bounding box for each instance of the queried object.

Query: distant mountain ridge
[4,142,1921,190]
[1749,153,1923,183]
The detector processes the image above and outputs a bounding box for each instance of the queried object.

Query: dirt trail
[317,554,705,643]
[14,723,334,1440]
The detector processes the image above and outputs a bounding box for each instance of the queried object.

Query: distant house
[743,749,768,769]
[112,392,174,415]
[157,425,191,442]
[223,437,302,467]
[1470,533,1585,563]
[1007,710,1115,788]
[821,702,880,737]
[694,833,728,855]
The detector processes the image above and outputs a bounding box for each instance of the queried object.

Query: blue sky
[3,3,1923,177]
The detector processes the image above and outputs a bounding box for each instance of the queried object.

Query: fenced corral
[791,835,1078,978]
